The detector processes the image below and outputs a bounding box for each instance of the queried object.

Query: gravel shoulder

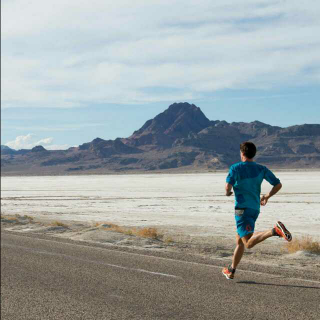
[2,216,320,281]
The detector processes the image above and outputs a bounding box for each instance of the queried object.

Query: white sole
[276,221,292,242]
[222,271,233,280]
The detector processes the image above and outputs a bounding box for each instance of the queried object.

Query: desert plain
[1,171,320,274]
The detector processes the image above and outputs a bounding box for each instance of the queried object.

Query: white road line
[2,243,181,280]
[3,232,320,285]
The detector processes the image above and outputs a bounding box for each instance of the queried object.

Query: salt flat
[1,171,320,239]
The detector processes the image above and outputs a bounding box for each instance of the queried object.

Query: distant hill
[1,102,320,175]
[1,145,16,155]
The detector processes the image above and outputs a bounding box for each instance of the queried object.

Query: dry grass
[136,228,160,239]
[163,236,174,244]
[100,223,128,233]
[97,222,163,240]
[285,236,320,254]
[1,214,34,223]
[50,220,69,228]
[23,215,34,221]
[1,215,19,222]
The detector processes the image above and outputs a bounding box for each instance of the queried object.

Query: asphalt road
[1,232,320,320]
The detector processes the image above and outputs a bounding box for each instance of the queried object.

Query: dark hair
[240,141,256,159]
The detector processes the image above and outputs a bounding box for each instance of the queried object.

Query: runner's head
[240,141,256,159]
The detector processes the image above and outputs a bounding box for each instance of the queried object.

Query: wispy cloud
[2,0,320,108]
[2,123,105,132]
[207,92,313,101]
[5,134,69,150]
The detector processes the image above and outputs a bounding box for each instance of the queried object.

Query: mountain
[124,103,211,149]
[1,145,16,155]
[1,103,320,175]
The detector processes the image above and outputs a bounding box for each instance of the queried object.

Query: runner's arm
[225,183,233,196]
[262,167,282,205]
[226,165,236,196]
[260,183,282,206]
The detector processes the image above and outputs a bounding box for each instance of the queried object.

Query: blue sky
[1,0,320,150]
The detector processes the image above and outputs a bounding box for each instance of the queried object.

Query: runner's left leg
[241,230,273,249]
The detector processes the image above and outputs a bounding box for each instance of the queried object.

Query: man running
[222,141,292,280]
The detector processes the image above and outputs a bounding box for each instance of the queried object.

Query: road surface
[1,232,320,319]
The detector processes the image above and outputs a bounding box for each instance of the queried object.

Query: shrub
[137,228,161,239]
[50,220,68,228]
[23,215,34,221]
[99,223,163,240]
[164,236,174,244]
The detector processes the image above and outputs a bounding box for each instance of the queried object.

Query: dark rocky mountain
[1,102,320,175]
[31,145,48,153]
[124,103,211,149]
[79,138,142,157]
[1,145,16,155]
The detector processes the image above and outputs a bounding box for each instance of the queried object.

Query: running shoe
[274,221,292,242]
[222,265,235,280]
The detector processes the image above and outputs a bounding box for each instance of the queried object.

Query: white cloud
[1,0,320,108]
[45,144,70,150]
[5,134,35,149]
[35,137,53,145]
[5,134,69,150]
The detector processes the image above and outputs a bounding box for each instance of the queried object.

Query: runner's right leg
[231,235,245,269]
[274,221,292,242]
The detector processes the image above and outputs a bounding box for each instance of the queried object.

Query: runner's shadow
[237,280,320,290]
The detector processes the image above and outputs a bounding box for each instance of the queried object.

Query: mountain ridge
[2,102,320,175]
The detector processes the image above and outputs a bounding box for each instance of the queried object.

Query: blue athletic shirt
[226,162,280,211]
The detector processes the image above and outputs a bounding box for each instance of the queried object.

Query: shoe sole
[222,271,234,280]
[276,221,292,242]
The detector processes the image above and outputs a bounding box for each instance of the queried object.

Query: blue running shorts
[234,207,260,238]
